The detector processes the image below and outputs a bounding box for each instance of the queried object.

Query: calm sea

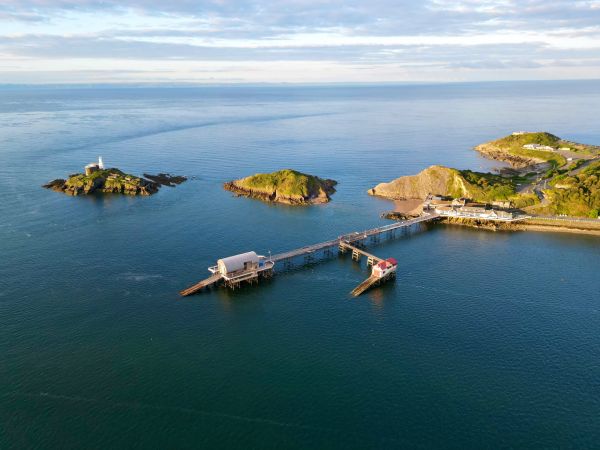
[1,82,599,449]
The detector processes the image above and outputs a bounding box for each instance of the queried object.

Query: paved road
[530,214,600,223]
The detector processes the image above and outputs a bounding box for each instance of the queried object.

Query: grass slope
[543,161,600,217]
[234,169,334,198]
[486,132,566,167]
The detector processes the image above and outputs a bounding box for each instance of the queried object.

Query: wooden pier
[351,271,396,297]
[180,273,223,296]
[271,213,438,264]
[180,213,439,297]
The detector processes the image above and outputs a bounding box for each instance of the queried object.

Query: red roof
[386,257,398,266]
[377,261,387,269]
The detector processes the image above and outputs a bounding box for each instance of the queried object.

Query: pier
[180,213,438,297]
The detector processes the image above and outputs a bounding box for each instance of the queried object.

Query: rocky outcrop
[224,169,337,205]
[143,173,188,187]
[368,165,470,200]
[44,168,186,196]
[474,143,543,168]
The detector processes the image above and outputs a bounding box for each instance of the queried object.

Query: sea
[1,81,599,449]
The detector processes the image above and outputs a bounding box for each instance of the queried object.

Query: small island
[224,169,337,205]
[44,157,187,196]
[370,132,600,221]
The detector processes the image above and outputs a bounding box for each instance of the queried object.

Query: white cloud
[0,0,599,83]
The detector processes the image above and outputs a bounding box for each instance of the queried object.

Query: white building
[217,251,260,276]
[84,156,105,175]
[210,251,274,282]
[372,258,397,278]
[523,144,555,151]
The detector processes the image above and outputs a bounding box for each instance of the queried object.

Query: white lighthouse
[98,156,104,169]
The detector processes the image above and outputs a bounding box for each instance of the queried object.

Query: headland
[371,132,600,234]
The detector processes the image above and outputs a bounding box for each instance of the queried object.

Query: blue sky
[1,0,600,83]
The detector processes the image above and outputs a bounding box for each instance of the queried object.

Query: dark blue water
[1,82,600,448]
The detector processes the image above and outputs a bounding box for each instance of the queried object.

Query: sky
[1,0,600,84]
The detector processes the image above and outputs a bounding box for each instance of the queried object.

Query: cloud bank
[1,0,599,83]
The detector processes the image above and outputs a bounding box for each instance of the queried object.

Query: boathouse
[217,251,260,276]
[372,258,398,278]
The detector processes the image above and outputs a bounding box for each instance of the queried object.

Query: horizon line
[1,78,600,89]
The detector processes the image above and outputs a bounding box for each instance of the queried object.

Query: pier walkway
[180,213,438,296]
[351,272,396,297]
[339,242,382,266]
[179,273,223,296]
[271,213,438,263]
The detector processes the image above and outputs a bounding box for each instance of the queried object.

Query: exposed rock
[43,179,66,192]
[224,169,337,205]
[143,173,188,187]
[368,165,470,200]
[43,168,185,196]
[474,143,542,168]
[380,211,420,220]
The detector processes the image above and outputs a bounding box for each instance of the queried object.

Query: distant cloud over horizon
[1,0,600,83]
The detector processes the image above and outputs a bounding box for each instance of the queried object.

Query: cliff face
[368,166,471,200]
[224,169,337,205]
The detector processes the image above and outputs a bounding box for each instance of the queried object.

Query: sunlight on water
[1,82,600,448]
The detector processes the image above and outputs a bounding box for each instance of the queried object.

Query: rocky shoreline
[44,169,186,196]
[474,143,541,168]
[224,169,337,205]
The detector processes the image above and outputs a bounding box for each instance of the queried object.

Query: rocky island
[224,169,337,205]
[371,132,600,219]
[44,157,186,196]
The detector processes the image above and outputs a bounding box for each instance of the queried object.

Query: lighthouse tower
[98,156,104,169]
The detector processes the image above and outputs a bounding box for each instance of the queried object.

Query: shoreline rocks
[44,168,186,196]
[224,169,337,205]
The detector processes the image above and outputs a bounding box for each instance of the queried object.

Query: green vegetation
[475,132,595,168]
[456,170,540,207]
[227,169,337,204]
[45,168,160,196]
[511,193,539,209]
[501,132,561,148]
[236,169,327,197]
[458,170,517,201]
[541,161,600,217]
[517,148,566,168]
[492,132,566,167]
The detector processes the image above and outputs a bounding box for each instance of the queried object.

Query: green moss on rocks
[224,169,337,205]
[44,168,160,196]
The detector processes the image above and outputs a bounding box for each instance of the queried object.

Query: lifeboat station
[180,215,435,298]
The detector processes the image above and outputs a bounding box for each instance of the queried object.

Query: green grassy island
[224,169,337,205]
[44,168,186,196]
[371,132,600,218]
